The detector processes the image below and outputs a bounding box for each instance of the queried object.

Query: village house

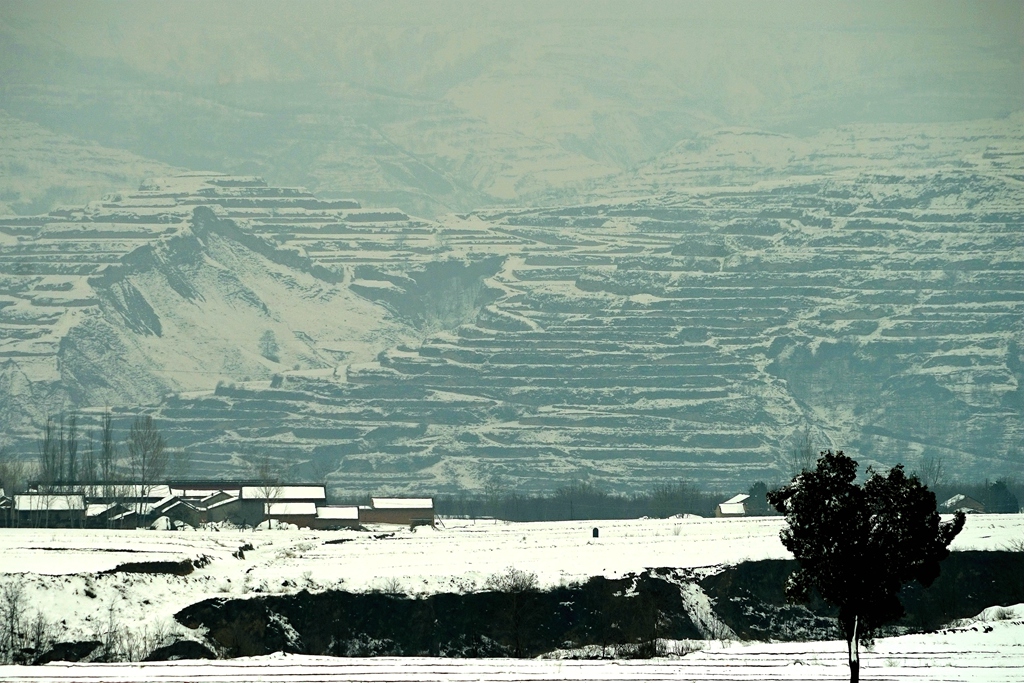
[940,493,986,514]
[715,493,749,518]
[361,497,435,527]
[6,479,439,530]
[86,502,139,528]
[314,505,360,530]
[13,493,86,527]
[240,484,327,526]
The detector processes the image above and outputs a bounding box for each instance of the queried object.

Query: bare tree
[100,409,116,498]
[65,414,78,486]
[0,449,28,496]
[167,448,193,480]
[251,453,282,526]
[81,430,97,486]
[36,413,80,487]
[126,415,167,513]
[0,577,26,663]
[37,417,58,487]
[918,452,947,490]
[784,427,817,476]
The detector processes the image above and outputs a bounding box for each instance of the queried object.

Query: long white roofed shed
[362,497,435,526]
[371,497,433,509]
[241,485,326,501]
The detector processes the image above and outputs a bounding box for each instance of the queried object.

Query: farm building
[314,505,361,530]
[151,496,205,527]
[941,494,986,514]
[206,495,244,525]
[4,480,441,530]
[266,501,318,527]
[13,493,86,527]
[715,494,749,518]
[362,497,435,527]
[86,502,139,528]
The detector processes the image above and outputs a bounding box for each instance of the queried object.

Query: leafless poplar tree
[785,427,817,476]
[0,449,27,496]
[65,414,78,486]
[251,453,282,526]
[127,415,167,512]
[918,453,947,490]
[100,409,117,498]
[37,417,58,486]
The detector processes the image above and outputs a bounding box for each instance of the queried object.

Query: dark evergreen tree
[767,450,965,683]
[745,481,770,516]
[984,479,1020,514]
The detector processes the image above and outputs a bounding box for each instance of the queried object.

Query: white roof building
[268,502,317,516]
[14,494,86,511]
[316,506,360,520]
[241,485,326,501]
[207,496,241,511]
[716,493,750,517]
[371,497,434,509]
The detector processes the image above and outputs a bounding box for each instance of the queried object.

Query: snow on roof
[147,485,172,499]
[15,494,86,511]
[268,502,317,516]
[316,506,359,520]
[86,485,172,499]
[86,503,117,517]
[199,491,234,503]
[371,497,434,510]
[172,488,240,498]
[152,495,179,510]
[29,484,171,499]
[718,503,747,516]
[207,496,240,510]
[722,494,750,505]
[242,485,326,501]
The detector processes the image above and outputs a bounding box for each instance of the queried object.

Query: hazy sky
[4,1,1020,103]
[0,1,1021,212]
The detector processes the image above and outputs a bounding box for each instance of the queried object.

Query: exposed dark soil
[700,551,1024,641]
[33,640,101,664]
[145,639,217,661]
[101,559,195,576]
[175,571,701,658]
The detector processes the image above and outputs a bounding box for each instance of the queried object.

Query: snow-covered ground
[0,614,1021,682]
[1,515,1021,649]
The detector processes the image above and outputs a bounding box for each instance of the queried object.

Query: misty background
[0,1,1021,495]
[2,1,1021,217]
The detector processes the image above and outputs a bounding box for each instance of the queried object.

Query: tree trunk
[847,615,860,683]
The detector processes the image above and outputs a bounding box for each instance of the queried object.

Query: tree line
[435,479,727,521]
[0,410,188,496]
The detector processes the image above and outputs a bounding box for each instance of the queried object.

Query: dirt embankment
[174,551,1024,659]
[175,571,701,658]
[700,550,1024,641]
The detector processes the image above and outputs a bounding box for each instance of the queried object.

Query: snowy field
[0,514,1021,650]
[0,616,1021,682]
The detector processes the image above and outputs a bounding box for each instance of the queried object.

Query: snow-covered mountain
[2,113,1021,494]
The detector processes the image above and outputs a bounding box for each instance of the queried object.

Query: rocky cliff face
[1,117,1022,492]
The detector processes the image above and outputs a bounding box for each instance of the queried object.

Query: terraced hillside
[0,174,439,436]
[2,147,1023,493]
